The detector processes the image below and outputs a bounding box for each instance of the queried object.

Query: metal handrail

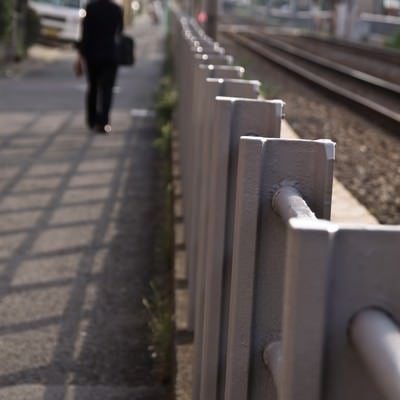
[350,308,400,400]
[272,185,316,223]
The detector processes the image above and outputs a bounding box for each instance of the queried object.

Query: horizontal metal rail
[272,185,316,223]
[350,308,400,400]
[265,185,314,393]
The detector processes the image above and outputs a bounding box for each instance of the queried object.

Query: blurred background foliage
[0,0,14,40]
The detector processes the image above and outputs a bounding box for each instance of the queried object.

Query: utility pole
[11,0,28,60]
[16,0,28,39]
[205,0,218,39]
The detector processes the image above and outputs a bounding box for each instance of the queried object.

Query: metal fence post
[191,80,264,400]
[185,59,237,302]
[186,66,244,330]
[189,78,261,334]
[178,48,230,280]
[178,46,229,205]
[282,220,400,400]
[224,137,334,400]
[280,218,335,400]
[198,100,284,400]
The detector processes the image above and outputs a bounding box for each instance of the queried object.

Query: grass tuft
[144,33,177,389]
[143,281,175,384]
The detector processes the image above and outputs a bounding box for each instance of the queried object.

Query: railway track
[219,26,400,224]
[297,33,400,67]
[221,27,400,134]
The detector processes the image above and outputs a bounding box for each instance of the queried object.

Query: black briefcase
[117,34,135,66]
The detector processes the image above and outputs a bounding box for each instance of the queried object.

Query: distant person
[148,0,162,24]
[78,0,123,134]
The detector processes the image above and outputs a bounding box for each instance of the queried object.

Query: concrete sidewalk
[0,14,167,400]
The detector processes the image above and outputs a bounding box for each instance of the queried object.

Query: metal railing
[171,8,400,400]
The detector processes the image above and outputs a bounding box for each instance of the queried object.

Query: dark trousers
[86,62,117,128]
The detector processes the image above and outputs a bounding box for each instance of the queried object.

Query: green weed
[147,36,177,388]
[384,30,400,49]
[143,281,175,384]
[0,0,13,40]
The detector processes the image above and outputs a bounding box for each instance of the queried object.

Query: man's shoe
[96,124,112,134]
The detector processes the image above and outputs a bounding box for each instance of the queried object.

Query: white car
[29,0,87,42]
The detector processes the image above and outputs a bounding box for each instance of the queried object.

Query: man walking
[79,0,123,133]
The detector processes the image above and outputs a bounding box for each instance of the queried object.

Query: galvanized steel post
[191,80,264,400]
[282,221,400,400]
[225,137,334,400]
[199,100,284,400]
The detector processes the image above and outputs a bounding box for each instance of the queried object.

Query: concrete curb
[173,137,193,400]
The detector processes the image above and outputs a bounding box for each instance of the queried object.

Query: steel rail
[301,33,400,66]
[222,29,400,133]
[244,31,400,97]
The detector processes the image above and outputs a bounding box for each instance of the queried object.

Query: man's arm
[77,5,90,56]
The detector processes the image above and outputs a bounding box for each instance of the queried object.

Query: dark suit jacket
[79,0,123,64]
